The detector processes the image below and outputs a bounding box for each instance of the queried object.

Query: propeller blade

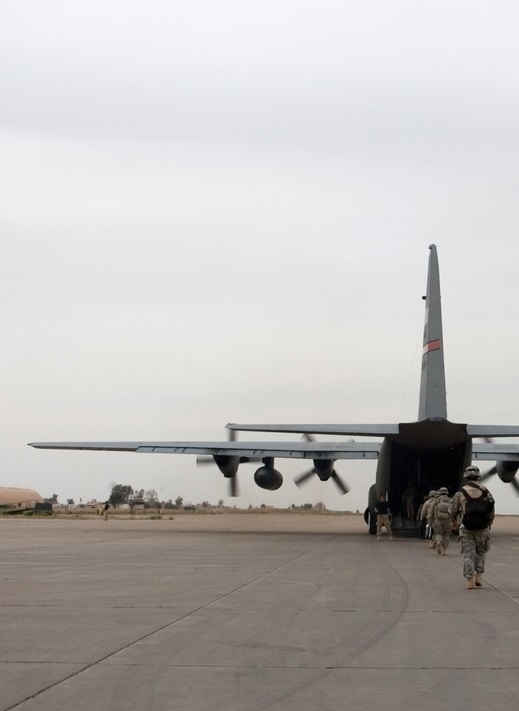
[510,477,519,495]
[295,435,317,486]
[294,468,316,487]
[295,434,351,493]
[196,456,215,466]
[228,474,239,497]
[331,469,350,495]
[480,465,497,482]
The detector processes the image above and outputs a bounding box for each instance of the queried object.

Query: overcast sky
[2,1,519,514]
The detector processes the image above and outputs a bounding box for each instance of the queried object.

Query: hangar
[0,487,44,510]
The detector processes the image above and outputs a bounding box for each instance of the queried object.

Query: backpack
[436,495,451,520]
[461,486,494,530]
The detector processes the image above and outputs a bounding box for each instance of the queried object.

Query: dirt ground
[32,511,519,535]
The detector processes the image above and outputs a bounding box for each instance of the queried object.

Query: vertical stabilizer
[418,244,447,420]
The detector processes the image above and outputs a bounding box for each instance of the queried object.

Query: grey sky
[2,1,519,513]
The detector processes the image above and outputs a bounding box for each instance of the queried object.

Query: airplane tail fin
[418,244,447,420]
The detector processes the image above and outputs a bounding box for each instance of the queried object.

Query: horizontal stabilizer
[467,425,519,438]
[472,443,519,461]
[226,423,399,437]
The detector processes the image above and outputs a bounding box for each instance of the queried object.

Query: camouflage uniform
[432,488,452,554]
[422,491,439,548]
[450,477,494,586]
[417,495,430,538]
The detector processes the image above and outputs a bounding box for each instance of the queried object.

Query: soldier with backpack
[423,490,439,548]
[450,466,495,589]
[432,487,452,555]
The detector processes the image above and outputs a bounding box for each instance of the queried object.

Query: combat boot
[466,577,475,589]
[475,572,483,587]
[436,542,443,555]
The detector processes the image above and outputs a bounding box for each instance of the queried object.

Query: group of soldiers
[375,465,495,590]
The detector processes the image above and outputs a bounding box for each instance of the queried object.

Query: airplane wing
[29,440,381,460]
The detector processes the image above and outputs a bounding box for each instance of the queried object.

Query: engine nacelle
[497,460,519,483]
[313,459,334,481]
[212,455,240,478]
[254,465,283,491]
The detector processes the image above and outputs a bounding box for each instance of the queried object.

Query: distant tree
[45,494,59,504]
[143,500,159,510]
[145,489,158,502]
[164,499,175,510]
[175,496,183,508]
[109,484,134,507]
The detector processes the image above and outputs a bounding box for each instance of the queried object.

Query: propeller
[196,429,261,497]
[227,468,239,497]
[293,434,351,495]
[196,428,237,467]
[479,465,497,482]
[480,463,519,495]
[196,429,239,496]
[476,438,519,495]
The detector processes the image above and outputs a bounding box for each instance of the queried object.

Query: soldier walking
[450,466,495,589]
[432,486,451,555]
[422,490,438,548]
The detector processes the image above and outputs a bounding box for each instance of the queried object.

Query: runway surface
[1,513,518,710]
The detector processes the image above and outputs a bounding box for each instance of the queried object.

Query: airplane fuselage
[374,418,471,533]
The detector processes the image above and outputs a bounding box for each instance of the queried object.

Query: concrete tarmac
[1,513,518,710]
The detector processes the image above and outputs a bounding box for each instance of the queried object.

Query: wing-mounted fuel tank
[253,458,283,490]
[212,455,283,493]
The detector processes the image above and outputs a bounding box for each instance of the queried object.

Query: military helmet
[428,490,437,497]
[437,486,449,494]
[464,465,481,479]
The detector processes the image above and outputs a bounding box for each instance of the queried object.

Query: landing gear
[364,508,377,535]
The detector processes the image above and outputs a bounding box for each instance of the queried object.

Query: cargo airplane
[30,245,519,534]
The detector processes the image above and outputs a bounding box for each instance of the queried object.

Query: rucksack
[461,486,494,530]
[436,495,451,520]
